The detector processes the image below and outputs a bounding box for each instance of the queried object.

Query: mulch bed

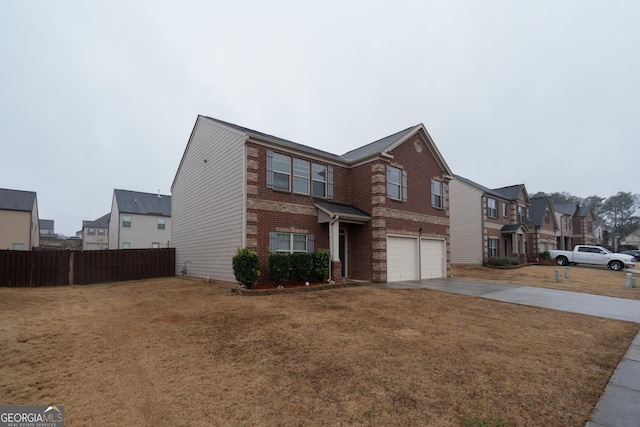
[232,281,361,296]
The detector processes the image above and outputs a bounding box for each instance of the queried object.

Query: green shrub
[538,251,550,260]
[232,248,260,288]
[312,249,331,282]
[268,252,291,285]
[486,256,520,267]
[290,252,314,284]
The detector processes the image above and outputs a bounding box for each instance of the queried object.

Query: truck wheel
[609,261,624,271]
[556,256,568,266]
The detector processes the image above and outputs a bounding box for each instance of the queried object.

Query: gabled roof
[492,184,529,204]
[0,188,37,212]
[340,126,417,161]
[201,116,344,162]
[528,197,558,230]
[114,189,171,216]
[83,213,110,228]
[574,205,593,218]
[196,116,453,175]
[315,199,370,219]
[553,202,578,216]
[39,219,54,230]
[501,223,528,233]
[454,176,528,202]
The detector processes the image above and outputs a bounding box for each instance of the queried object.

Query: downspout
[329,214,339,281]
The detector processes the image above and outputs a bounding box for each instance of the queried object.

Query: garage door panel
[387,237,418,282]
[420,239,444,279]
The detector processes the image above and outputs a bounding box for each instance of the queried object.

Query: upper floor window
[503,203,508,218]
[431,180,445,209]
[266,151,290,191]
[312,163,327,197]
[98,228,105,236]
[386,165,407,201]
[122,215,131,228]
[267,150,333,199]
[88,228,96,235]
[293,159,310,194]
[517,206,526,223]
[486,198,497,218]
[270,232,315,253]
[158,218,166,230]
[544,210,550,223]
[588,220,593,232]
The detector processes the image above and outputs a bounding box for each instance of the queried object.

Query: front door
[339,229,347,278]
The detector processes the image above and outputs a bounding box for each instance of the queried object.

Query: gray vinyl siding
[171,117,246,282]
[449,178,484,264]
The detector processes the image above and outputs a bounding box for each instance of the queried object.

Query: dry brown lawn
[1,273,638,426]
[452,264,640,300]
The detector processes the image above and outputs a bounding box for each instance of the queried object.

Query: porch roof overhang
[315,200,371,225]
[501,223,528,234]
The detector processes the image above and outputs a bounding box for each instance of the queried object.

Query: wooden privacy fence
[0,248,176,287]
[0,250,70,287]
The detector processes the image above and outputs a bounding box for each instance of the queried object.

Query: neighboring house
[171,115,454,283]
[594,217,611,247]
[39,219,55,236]
[553,202,576,250]
[527,197,558,255]
[621,227,640,248]
[82,213,110,250]
[572,205,596,245]
[108,189,172,249]
[553,202,595,248]
[449,176,531,264]
[0,188,40,250]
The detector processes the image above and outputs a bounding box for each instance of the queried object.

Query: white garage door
[420,238,445,279]
[387,236,445,282]
[387,236,418,282]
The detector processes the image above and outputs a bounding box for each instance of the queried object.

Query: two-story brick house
[527,196,558,255]
[171,115,453,283]
[82,213,110,250]
[449,176,530,264]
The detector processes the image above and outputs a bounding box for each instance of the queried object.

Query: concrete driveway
[366,277,640,426]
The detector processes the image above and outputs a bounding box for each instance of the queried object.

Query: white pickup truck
[549,245,636,271]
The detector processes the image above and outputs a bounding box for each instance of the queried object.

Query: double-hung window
[272,153,291,191]
[294,159,310,194]
[270,232,314,253]
[486,198,497,218]
[312,163,327,197]
[488,238,499,257]
[122,215,131,228]
[431,179,445,209]
[517,206,526,223]
[386,166,407,201]
[503,203,508,218]
[158,218,166,230]
[88,228,95,235]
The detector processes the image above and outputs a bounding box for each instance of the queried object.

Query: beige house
[82,213,110,250]
[108,189,172,249]
[621,227,640,248]
[0,188,40,250]
[449,176,531,264]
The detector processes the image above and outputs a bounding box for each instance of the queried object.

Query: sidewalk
[366,278,640,427]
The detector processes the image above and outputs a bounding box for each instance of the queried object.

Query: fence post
[69,251,75,285]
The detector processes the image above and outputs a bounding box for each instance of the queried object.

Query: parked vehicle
[549,245,636,271]
[621,249,640,261]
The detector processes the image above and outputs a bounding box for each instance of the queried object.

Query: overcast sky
[1,1,638,236]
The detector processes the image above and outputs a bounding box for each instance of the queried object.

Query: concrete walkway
[366,278,640,427]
